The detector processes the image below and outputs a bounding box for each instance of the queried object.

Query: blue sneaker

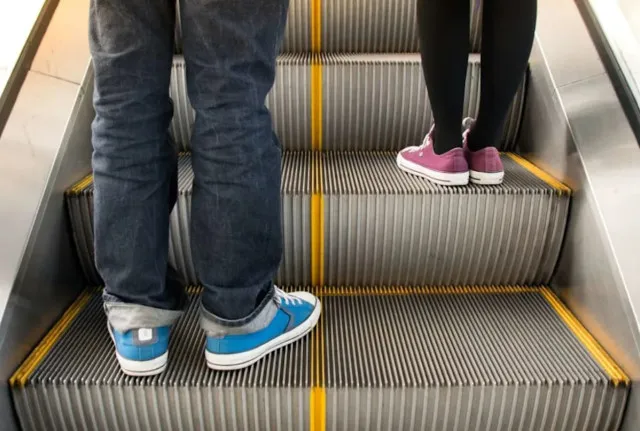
[205,288,321,370]
[108,326,170,376]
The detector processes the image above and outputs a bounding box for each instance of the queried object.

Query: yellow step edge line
[67,173,94,195]
[310,0,322,53]
[10,290,93,388]
[506,153,572,195]
[311,153,325,287]
[320,285,541,296]
[540,287,630,386]
[310,286,326,431]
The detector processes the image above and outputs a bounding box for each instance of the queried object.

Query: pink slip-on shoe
[396,125,469,186]
[462,117,504,185]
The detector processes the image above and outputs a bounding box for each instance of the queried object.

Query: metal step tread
[11,286,629,430]
[65,152,570,288]
[169,53,526,152]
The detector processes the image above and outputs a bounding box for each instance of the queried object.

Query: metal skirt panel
[169,54,526,152]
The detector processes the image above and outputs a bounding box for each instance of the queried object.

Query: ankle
[433,129,463,155]
[465,130,496,152]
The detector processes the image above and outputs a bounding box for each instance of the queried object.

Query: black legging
[418,0,537,154]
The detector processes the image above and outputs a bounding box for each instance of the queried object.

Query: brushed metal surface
[0,68,93,430]
[66,152,569,288]
[12,287,628,430]
[17,291,311,431]
[169,54,526,152]
[173,0,483,54]
[321,152,569,287]
[520,1,640,429]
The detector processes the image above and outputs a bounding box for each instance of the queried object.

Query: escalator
[8,0,630,429]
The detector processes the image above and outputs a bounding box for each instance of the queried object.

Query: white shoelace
[408,127,435,153]
[274,287,303,306]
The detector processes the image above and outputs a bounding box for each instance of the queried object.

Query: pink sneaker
[462,118,504,185]
[396,126,469,186]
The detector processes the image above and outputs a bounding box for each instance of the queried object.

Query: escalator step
[174,0,483,54]
[169,54,526,152]
[11,286,628,430]
[66,152,570,288]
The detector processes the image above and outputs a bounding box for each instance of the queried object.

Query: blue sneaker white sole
[114,351,168,376]
[108,326,169,377]
[205,296,322,371]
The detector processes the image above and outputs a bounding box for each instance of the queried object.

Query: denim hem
[104,300,183,332]
[200,288,278,337]
[201,284,275,327]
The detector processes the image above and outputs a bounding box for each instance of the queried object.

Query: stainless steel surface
[65,152,569,288]
[324,288,627,431]
[15,289,311,431]
[0,0,93,427]
[519,0,640,428]
[169,54,526,152]
[173,0,483,54]
[321,152,569,287]
[584,0,640,110]
[12,287,628,430]
[0,68,93,431]
[555,74,640,431]
[5,0,640,429]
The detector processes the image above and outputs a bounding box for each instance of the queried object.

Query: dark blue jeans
[90,0,285,331]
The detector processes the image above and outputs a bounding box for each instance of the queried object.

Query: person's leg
[419,0,470,154]
[179,0,320,370]
[463,0,537,184]
[396,0,470,186]
[90,0,183,375]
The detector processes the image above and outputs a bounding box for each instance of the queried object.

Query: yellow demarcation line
[540,288,630,386]
[310,0,322,52]
[311,152,325,287]
[309,286,326,431]
[321,285,541,297]
[506,153,572,195]
[67,173,94,195]
[186,285,203,295]
[10,290,93,388]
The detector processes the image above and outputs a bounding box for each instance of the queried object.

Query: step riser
[13,385,627,430]
[66,152,569,288]
[169,54,526,152]
[174,0,483,54]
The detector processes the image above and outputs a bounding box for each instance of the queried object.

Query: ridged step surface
[11,286,629,431]
[66,152,570,288]
[169,54,526,152]
[174,0,483,54]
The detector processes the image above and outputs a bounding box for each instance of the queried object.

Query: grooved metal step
[66,152,570,288]
[169,54,526,152]
[174,0,483,54]
[11,286,629,431]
